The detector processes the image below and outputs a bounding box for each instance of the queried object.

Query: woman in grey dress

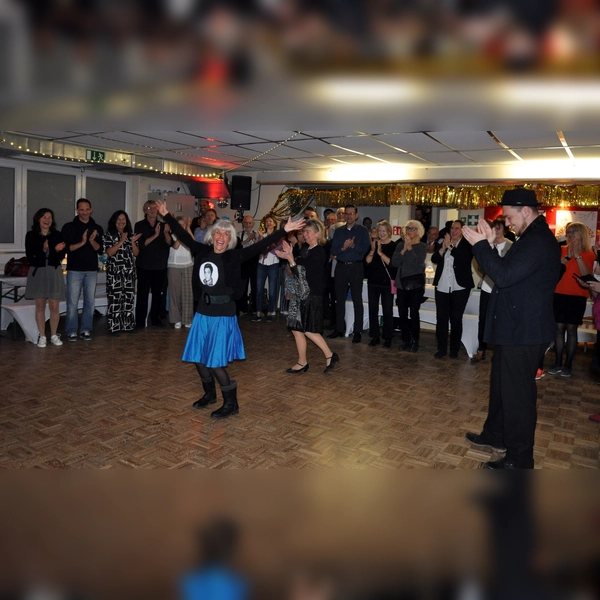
[25,208,67,347]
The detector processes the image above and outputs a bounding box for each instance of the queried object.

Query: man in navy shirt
[328,205,370,343]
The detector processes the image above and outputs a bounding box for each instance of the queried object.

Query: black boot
[408,340,419,353]
[210,381,239,419]
[192,376,217,409]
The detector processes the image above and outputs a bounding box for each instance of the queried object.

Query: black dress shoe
[352,333,361,344]
[449,352,459,359]
[383,339,392,348]
[399,341,411,351]
[285,363,309,373]
[465,431,506,453]
[368,336,380,347]
[434,351,446,359]
[482,457,521,469]
[323,353,339,374]
[327,330,343,339]
[408,341,419,352]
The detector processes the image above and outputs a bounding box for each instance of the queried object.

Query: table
[0,276,27,335]
[343,283,481,358]
[1,272,107,343]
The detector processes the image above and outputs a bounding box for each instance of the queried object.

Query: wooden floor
[1,313,599,469]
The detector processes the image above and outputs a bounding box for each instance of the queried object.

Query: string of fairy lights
[0,132,222,179]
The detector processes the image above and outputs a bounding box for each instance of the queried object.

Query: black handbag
[400,273,425,290]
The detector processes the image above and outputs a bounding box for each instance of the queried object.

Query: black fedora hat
[500,188,541,207]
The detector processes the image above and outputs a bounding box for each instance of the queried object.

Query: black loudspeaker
[230,176,252,210]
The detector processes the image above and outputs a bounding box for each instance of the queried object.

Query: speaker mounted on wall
[230,175,252,211]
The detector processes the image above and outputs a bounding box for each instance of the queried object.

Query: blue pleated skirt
[182,313,245,368]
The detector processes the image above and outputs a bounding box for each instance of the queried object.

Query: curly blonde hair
[404,219,425,239]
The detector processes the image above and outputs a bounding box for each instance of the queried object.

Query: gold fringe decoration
[275,184,600,209]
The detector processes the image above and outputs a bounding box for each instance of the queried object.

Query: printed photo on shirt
[200,261,218,286]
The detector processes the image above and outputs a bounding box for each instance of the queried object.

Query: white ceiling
[12,130,600,184]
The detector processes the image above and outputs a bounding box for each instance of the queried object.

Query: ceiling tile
[286,139,356,156]
[372,133,449,152]
[569,146,600,159]
[459,149,521,164]
[244,131,310,141]
[490,131,561,149]
[512,147,570,160]
[560,131,600,146]
[187,132,270,145]
[238,143,314,159]
[413,151,477,165]
[326,136,402,154]
[426,132,503,151]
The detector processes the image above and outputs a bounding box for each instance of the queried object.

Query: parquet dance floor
[1,314,598,468]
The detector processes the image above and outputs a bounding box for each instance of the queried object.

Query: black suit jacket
[472,216,561,346]
[431,237,474,290]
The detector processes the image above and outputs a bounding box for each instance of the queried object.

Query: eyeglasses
[344,212,356,216]
[566,231,578,236]
[406,226,418,231]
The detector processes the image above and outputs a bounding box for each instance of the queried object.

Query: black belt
[338,260,360,265]
[203,293,232,305]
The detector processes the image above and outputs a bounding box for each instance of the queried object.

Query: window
[27,170,76,233]
[85,177,127,231]
[0,166,15,243]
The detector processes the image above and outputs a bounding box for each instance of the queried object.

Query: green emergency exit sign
[86,150,105,162]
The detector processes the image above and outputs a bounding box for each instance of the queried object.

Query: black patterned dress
[103,232,136,333]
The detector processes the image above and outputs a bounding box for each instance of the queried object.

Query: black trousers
[237,261,258,314]
[482,343,547,468]
[477,289,491,352]
[434,288,470,355]
[334,262,364,335]
[136,267,166,327]
[368,283,394,340]
[397,286,424,343]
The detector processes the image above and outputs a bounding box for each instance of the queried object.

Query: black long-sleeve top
[295,244,326,296]
[25,230,66,270]
[61,216,104,271]
[164,214,287,317]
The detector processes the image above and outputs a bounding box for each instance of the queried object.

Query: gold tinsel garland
[275,185,600,210]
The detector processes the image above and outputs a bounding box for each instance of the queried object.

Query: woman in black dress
[276,219,339,374]
[365,220,397,348]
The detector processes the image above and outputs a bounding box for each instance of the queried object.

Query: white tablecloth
[343,282,480,357]
[1,272,107,343]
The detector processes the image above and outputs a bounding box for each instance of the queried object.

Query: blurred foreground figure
[179,519,248,600]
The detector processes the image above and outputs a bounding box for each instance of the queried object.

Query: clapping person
[61,198,104,341]
[168,216,194,329]
[25,208,67,347]
[365,221,397,348]
[431,220,474,359]
[276,219,339,374]
[548,222,596,377]
[391,220,426,352]
[156,199,305,419]
[103,211,141,335]
[471,218,513,363]
[134,200,172,329]
[253,214,282,323]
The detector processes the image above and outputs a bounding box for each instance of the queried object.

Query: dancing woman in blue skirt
[156,200,305,419]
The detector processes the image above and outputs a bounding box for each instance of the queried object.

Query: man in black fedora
[462,188,561,469]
